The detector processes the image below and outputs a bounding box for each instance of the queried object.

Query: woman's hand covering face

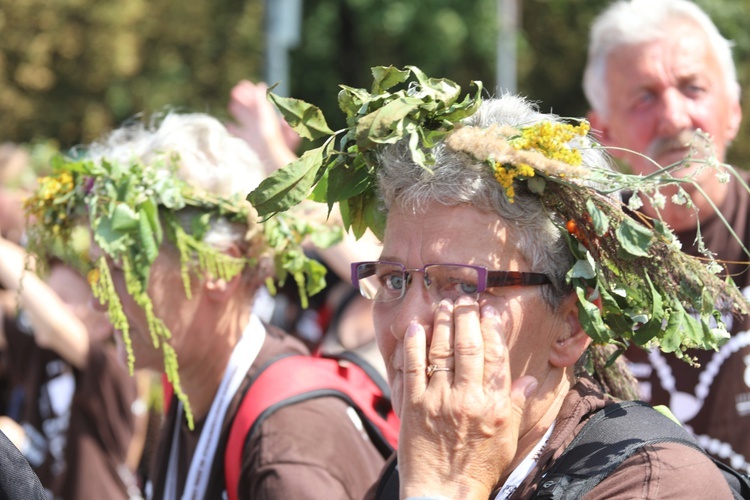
[397,297,538,499]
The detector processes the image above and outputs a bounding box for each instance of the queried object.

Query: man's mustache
[646,129,713,163]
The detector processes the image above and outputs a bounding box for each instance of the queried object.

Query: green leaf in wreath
[304,257,328,297]
[309,168,329,204]
[371,66,410,94]
[406,65,461,108]
[138,212,159,264]
[140,199,163,244]
[616,217,653,259]
[190,212,212,241]
[586,199,609,237]
[363,193,387,241]
[111,203,140,231]
[345,194,368,239]
[93,216,131,256]
[575,286,610,344]
[661,301,703,352]
[326,161,372,203]
[355,97,423,149]
[153,175,185,210]
[706,311,730,348]
[568,258,596,280]
[338,85,373,120]
[408,129,430,170]
[659,310,683,353]
[440,80,484,122]
[527,176,546,195]
[599,286,635,334]
[268,93,335,141]
[632,274,665,345]
[418,126,450,150]
[247,146,325,216]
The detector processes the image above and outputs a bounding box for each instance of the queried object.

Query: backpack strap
[533,401,749,499]
[223,354,399,500]
[373,455,400,500]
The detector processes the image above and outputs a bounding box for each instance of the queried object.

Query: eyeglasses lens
[355,263,481,303]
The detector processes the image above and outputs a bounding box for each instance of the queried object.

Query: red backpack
[164,352,399,500]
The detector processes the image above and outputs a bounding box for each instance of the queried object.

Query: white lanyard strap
[163,315,266,500]
[494,423,555,500]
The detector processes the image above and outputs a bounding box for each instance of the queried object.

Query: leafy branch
[248,65,483,239]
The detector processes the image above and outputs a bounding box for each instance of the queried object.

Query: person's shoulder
[239,396,384,499]
[588,441,734,499]
[254,395,377,458]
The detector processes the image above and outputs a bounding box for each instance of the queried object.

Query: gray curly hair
[376,95,612,308]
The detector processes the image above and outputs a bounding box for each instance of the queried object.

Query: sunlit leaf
[355,97,422,149]
[111,203,139,231]
[575,285,610,343]
[406,65,461,107]
[371,66,410,94]
[268,93,334,141]
[247,146,324,215]
[616,218,653,258]
[586,199,609,237]
[632,273,665,345]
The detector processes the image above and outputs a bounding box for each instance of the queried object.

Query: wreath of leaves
[247,65,750,364]
[25,153,340,428]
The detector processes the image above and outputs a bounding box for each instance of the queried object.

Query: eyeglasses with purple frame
[350,261,552,302]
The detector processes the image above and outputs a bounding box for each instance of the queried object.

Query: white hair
[83,112,266,257]
[583,0,740,115]
[85,112,264,198]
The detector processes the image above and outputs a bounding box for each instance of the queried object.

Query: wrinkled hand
[227,80,300,173]
[398,298,538,499]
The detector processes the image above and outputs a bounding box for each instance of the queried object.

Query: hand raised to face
[396,297,538,500]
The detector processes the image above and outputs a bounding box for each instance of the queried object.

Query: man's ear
[726,95,743,144]
[549,291,594,368]
[204,244,243,302]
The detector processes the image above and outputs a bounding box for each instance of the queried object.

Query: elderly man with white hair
[584,0,750,473]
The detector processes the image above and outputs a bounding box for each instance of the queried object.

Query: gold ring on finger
[426,364,452,378]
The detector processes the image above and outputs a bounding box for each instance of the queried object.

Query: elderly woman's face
[106,244,200,370]
[374,202,570,417]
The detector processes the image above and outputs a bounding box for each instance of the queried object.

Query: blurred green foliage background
[1,0,748,163]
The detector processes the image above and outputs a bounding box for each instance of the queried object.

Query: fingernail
[525,380,539,398]
[407,323,421,337]
[439,299,452,311]
[455,296,475,307]
[482,305,498,318]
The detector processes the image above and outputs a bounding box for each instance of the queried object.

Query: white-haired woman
[359,95,738,498]
[24,112,385,499]
[251,66,743,498]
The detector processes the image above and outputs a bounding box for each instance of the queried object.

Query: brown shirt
[3,314,137,499]
[56,343,137,499]
[148,324,384,499]
[626,170,750,474]
[366,378,733,499]
[513,377,733,499]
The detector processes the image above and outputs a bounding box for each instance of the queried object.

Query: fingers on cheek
[451,302,485,367]
[480,305,509,387]
[403,323,427,399]
[433,299,454,330]
[430,300,454,359]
